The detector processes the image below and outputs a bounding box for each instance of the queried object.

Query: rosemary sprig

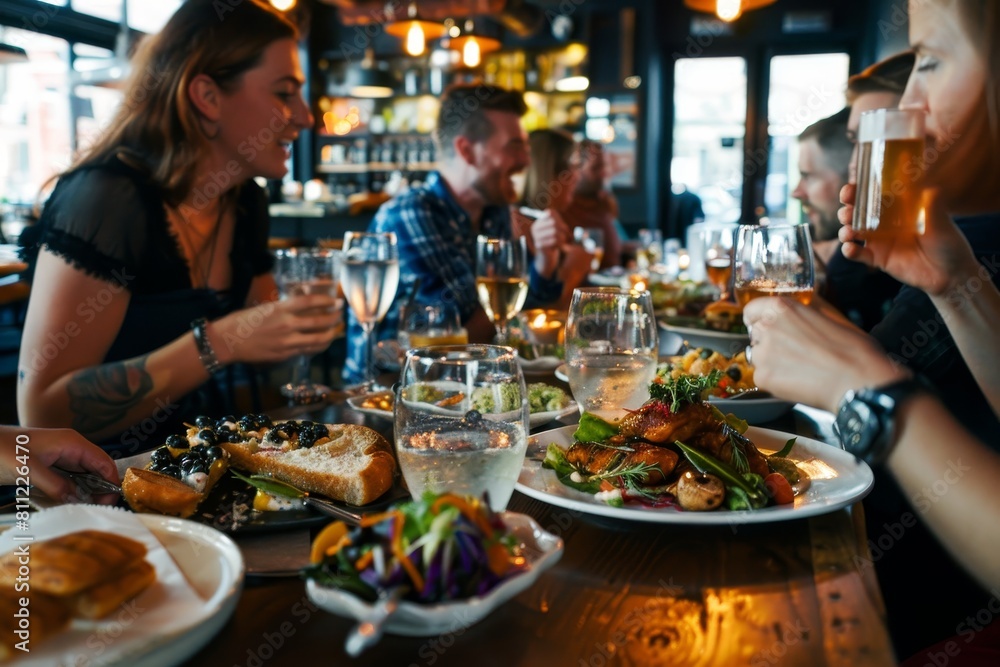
[584,460,662,486]
[649,370,725,411]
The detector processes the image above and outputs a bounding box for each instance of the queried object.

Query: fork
[54,468,124,496]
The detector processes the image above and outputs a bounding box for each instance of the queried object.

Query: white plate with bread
[0,505,243,665]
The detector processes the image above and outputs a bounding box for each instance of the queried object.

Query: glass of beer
[733,223,815,306]
[702,226,735,299]
[400,303,469,349]
[475,236,529,344]
[853,108,926,242]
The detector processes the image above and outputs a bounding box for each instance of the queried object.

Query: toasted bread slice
[121,467,205,518]
[221,424,396,505]
[0,531,146,596]
[72,559,156,619]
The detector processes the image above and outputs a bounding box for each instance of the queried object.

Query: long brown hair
[521,129,577,211]
[65,0,296,205]
[937,0,1000,142]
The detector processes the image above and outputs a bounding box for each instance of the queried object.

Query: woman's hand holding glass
[395,345,528,511]
[839,186,982,298]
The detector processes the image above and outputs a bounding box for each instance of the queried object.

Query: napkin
[0,504,208,666]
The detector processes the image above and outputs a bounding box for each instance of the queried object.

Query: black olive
[165,434,187,449]
[160,464,182,479]
[218,415,236,426]
[699,348,715,359]
[227,431,243,443]
[726,365,742,382]
[151,448,171,465]
[197,429,218,446]
[464,410,483,424]
[256,414,273,428]
[206,446,224,461]
[194,415,214,428]
[237,416,256,432]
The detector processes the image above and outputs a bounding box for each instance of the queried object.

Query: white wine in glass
[475,236,528,344]
[341,231,400,391]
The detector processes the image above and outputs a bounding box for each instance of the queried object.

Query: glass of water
[395,345,528,511]
[565,287,658,424]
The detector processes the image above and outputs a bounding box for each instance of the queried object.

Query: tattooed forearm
[66,356,154,435]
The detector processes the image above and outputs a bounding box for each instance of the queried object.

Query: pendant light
[347,49,395,98]
[449,20,501,69]
[683,0,778,23]
[386,3,446,58]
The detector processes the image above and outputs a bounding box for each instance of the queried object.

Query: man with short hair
[792,108,853,247]
[344,83,563,383]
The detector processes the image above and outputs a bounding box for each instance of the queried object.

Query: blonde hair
[63,0,296,205]
[521,129,577,211]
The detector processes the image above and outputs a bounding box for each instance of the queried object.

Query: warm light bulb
[716,0,742,21]
[405,22,425,56]
[463,37,481,68]
[270,0,296,10]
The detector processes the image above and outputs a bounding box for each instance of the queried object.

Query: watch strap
[837,377,925,465]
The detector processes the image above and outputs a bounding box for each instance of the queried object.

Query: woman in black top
[18,1,340,455]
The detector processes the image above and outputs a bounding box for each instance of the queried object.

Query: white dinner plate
[2,511,244,667]
[709,395,796,424]
[657,319,750,356]
[347,392,579,429]
[306,512,563,637]
[517,425,873,525]
[517,355,564,373]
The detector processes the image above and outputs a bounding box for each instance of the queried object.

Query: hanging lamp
[448,19,501,69]
[683,0,778,23]
[386,3,446,57]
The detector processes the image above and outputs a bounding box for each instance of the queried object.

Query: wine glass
[395,345,528,511]
[341,232,400,392]
[637,228,663,271]
[702,226,735,299]
[564,287,658,424]
[475,236,528,344]
[573,227,605,272]
[273,247,342,404]
[399,302,469,349]
[733,223,815,306]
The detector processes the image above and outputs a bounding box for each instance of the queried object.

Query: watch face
[838,400,876,453]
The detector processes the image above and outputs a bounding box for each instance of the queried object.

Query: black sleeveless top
[19,155,274,455]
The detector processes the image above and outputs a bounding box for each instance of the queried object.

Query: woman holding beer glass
[741,0,1000,659]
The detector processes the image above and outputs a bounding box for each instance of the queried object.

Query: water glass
[273,247,341,404]
[395,345,528,511]
[564,287,658,423]
[733,223,815,306]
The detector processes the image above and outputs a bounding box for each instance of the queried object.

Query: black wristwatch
[835,378,925,466]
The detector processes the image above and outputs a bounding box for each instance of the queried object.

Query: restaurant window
[0,27,71,205]
[72,43,121,153]
[71,0,182,32]
[671,57,747,229]
[765,53,850,221]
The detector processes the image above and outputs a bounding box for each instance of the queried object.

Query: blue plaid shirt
[344,172,563,384]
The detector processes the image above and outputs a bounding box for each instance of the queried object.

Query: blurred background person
[561,139,624,269]
[515,128,592,307]
[345,84,564,384]
[17,0,339,454]
[791,107,852,264]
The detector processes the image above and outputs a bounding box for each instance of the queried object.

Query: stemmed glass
[637,228,663,271]
[273,247,342,404]
[733,223,815,306]
[475,236,528,344]
[395,344,528,511]
[573,227,605,272]
[564,287,658,423]
[341,232,400,392]
[702,226,735,299]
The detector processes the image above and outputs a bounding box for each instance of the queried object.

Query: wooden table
[185,396,895,666]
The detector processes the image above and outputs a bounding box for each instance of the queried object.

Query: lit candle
[524,310,564,346]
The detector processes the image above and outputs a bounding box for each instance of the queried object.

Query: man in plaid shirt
[344,83,565,384]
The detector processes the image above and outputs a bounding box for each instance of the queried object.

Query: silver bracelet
[191,317,222,374]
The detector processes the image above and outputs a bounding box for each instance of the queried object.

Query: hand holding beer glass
[733,224,815,306]
[853,108,926,242]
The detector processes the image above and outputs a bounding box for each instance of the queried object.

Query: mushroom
[676,470,725,511]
